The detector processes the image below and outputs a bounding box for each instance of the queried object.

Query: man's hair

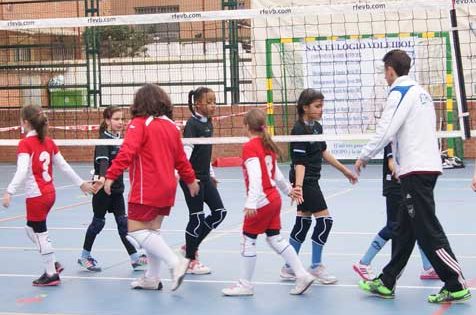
[382,49,411,76]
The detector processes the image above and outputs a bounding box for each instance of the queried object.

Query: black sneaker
[55,262,64,274]
[32,273,60,287]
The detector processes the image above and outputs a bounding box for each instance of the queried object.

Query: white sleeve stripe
[293,149,306,153]
[6,153,30,195]
[244,157,263,209]
[95,156,109,161]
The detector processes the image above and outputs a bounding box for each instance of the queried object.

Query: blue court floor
[0,162,474,315]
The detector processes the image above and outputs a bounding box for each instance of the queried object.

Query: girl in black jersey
[78,106,148,272]
[281,89,357,284]
[180,87,226,274]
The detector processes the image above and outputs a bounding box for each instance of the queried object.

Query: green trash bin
[49,89,86,108]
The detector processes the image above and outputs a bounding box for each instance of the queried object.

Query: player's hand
[104,179,114,195]
[80,182,95,195]
[290,186,304,205]
[343,168,358,184]
[2,192,11,208]
[472,175,476,192]
[244,208,257,217]
[354,159,367,176]
[92,177,105,193]
[211,176,219,188]
[187,179,200,197]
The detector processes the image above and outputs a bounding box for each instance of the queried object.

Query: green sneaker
[428,288,471,304]
[359,278,395,299]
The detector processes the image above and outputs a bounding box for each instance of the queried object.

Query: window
[14,47,31,62]
[134,6,180,40]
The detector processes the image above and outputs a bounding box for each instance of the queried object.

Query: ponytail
[244,108,281,156]
[188,90,196,115]
[261,129,281,156]
[21,105,48,142]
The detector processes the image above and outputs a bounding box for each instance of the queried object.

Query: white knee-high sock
[240,235,257,286]
[130,230,179,268]
[280,246,307,278]
[145,255,161,279]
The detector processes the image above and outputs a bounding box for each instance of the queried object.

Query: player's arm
[3,153,30,208]
[323,150,357,184]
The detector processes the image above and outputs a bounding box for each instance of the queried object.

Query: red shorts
[243,197,282,235]
[128,203,171,222]
[26,192,56,221]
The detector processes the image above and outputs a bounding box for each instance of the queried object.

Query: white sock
[42,252,56,275]
[240,235,256,285]
[240,256,256,286]
[280,246,307,278]
[145,254,161,279]
[136,230,179,268]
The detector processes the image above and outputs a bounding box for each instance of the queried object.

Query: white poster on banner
[302,37,417,159]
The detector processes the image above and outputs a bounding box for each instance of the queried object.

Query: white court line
[0,226,475,237]
[201,188,355,244]
[2,246,476,260]
[212,178,472,182]
[0,273,474,291]
[5,184,78,198]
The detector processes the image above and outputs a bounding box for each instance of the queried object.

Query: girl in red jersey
[222,109,315,297]
[2,105,94,286]
[104,84,200,291]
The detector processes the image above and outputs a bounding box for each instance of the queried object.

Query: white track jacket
[359,75,442,177]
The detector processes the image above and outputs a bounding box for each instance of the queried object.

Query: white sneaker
[170,258,190,291]
[309,264,337,285]
[222,281,254,296]
[290,273,315,295]
[352,262,375,281]
[130,276,163,290]
[187,259,211,275]
[280,265,296,281]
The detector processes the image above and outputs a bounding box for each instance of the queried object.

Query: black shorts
[297,182,328,213]
[179,178,224,214]
[92,189,126,218]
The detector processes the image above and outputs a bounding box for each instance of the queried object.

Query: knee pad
[115,215,128,237]
[87,217,105,235]
[290,216,312,244]
[127,229,154,250]
[241,235,256,258]
[266,234,290,254]
[311,216,333,246]
[378,225,394,241]
[36,231,54,255]
[186,211,205,238]
[205,208,227,230]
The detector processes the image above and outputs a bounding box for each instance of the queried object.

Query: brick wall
[0,101,475,163]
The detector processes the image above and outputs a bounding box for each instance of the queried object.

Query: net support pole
[449,4,472,142]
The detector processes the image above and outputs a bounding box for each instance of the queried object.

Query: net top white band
[0,1,451,31]
[0,130,468,146]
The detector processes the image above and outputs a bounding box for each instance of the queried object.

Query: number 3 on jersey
[39,151,52,182]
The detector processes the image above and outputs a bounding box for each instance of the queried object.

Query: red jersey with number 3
[242,137,280,209]
[17,136,58,197]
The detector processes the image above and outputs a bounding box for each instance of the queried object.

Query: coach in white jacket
[354,49,470,304]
